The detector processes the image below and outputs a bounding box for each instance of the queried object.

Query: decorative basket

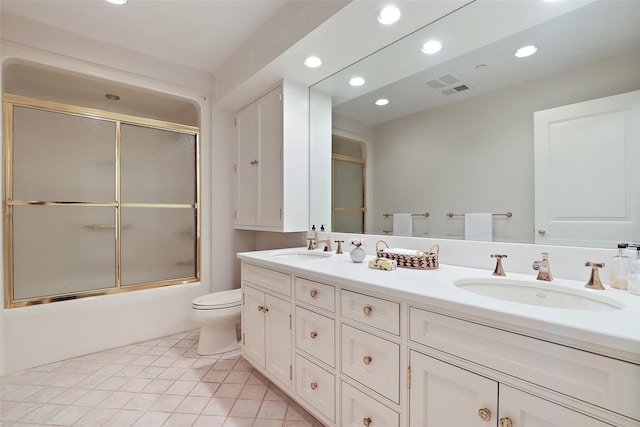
[375,240,439,270]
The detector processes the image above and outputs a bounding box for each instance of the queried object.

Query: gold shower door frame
[332,153,366,233]
[2,94,201,308]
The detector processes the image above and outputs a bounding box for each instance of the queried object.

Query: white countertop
[238,248,640,364]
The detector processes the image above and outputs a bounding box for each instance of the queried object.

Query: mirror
[310,0,640,248]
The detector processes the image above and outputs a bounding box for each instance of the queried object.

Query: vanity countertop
[238,248,640,364]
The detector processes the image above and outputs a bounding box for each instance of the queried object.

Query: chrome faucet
[307,237,332,252]
[491,254,507,276]
[532,252,553,281]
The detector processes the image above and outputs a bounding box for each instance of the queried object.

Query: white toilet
[191,288,242,355]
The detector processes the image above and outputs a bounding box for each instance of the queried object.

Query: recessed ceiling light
[421,40,442,55]
[304,56,322,68]
[105,0,127,4]
[349,77,365,87]
[377,6,401,25]
[375,99,390,106]
[105,93,120,101]
[514,45,538,58]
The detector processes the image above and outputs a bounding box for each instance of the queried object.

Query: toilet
[191,288,242,355]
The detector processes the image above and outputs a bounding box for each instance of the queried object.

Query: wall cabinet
[234,81,309,232]
[240,260,639,427]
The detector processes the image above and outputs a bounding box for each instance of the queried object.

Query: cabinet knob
[499,417,513,427]
[263,306,268,313]
[363,355,372,365]
[363,417,372,427]
[478,408,491,421]
[257,305,264,312]
[538,228,546,235]
[310,382,317,390]
[363,306,372,315]
[310,290,318,298]
[310,331,318,339]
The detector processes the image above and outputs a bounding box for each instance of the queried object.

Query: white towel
[465,213,493,241]
[383,248,422,256]
[393,213,412,237]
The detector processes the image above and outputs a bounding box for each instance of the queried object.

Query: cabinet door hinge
[234,163,237,173]
[289,314,292,330]
[290,365,292,380]
[242,333,245,345]
[234,210,237,220]
[279,92,282,102]
[242,292,245,305]
[407,367,411,389]
[280,209,282,220]
[234,117,237,127]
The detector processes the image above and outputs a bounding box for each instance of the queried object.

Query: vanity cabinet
[409,350,610,427]
[239,258,640,427]
[234,80,309,232]
[241,264,292,389]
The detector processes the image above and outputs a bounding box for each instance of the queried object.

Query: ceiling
[0,0,288,74]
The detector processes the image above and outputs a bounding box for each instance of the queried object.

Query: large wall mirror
[310,0,640,248]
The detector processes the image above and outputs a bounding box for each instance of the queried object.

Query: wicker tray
[375,240,439,270]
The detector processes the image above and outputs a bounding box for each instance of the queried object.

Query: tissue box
[368,258,397,271]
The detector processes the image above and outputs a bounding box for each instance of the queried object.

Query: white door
[265,294,291,388]
[534,90,640,247]
[256,87,283,227]
[499,385,613,427]
[242,285,265,367]
[235,103,257,227]
[409,350,498,427]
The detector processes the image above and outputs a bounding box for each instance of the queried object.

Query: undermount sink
[454,278,623,311]
[270,249,332,259]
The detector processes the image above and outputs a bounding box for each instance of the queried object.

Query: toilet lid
[192,288,241,309]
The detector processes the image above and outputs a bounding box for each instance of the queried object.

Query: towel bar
[447,212,512,218]
[383,212,430,218]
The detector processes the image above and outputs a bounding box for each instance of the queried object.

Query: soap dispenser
[628,246,640,295]
[610,243,630,290]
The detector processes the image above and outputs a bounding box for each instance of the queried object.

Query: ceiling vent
[425,72,472,96]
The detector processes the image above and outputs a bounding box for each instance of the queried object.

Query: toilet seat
[192,288,241,310]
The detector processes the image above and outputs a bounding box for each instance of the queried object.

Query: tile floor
[0,330,324,426]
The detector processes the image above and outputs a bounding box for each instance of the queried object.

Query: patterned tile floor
[0,330,323,426]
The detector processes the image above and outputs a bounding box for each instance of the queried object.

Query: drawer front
[295,277,335,312]
[409,307,640,421]
[295,354,335,422]
[295,306,335,367]
[341,381,399,427]
[341,324,400,403]
[341,289,400,335]
[242,263,291,296]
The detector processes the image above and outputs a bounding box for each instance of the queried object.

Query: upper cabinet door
[534,90,640,248]
[235,102,258,227]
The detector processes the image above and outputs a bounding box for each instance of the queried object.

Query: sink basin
[270,249,332,259]
[454,278,623,311]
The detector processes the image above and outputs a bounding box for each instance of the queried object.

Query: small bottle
[628,246,640,296]
[610,243,630,290]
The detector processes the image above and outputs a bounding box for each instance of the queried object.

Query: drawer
[295,277,335,312]
[409,307,640,422]
[242,263,291,296]
[341,381,399,427]
[341,324,400,403]
[295,354,335,422]
[295,306,335,367]
[341,290,400,335]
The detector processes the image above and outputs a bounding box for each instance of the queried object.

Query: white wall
[369,50,640,242]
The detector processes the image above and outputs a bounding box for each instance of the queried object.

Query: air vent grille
[425,72,472,96]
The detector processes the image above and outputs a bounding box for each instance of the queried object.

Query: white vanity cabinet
[239,257,640,427]
[409,350,612,427]
[241,264,292,389]
[234,80,309,232]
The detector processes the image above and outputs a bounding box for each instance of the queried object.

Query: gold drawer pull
[310,382,317,390]
[363,417,372,426]
[478,408,491,421]
[363,306,372,315]
[310,331,318,339]
[310,290,318,298]
[363,355,372,365]
[499,417,513,427]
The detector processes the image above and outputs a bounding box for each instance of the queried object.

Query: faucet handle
[491,254,507,276]
[585,262,605,290]
[307,237,315,250]
[335,240,344,254]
